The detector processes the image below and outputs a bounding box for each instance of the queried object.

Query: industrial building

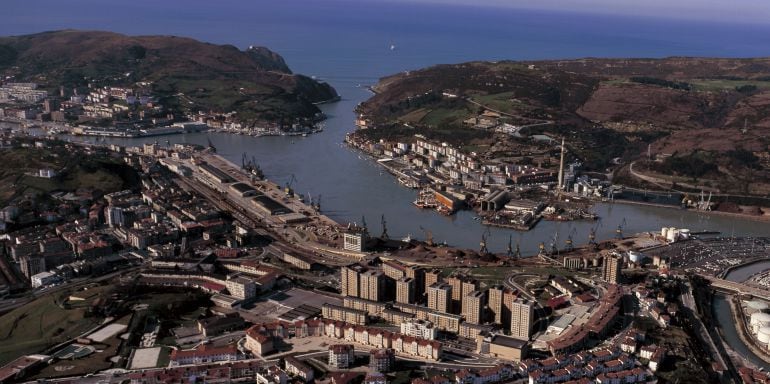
[229,182,259,197]
[198,163,234,184]
[477,334,528,362]
[251,195,292,216]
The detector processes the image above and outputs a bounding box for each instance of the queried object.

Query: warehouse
[251,196,292,216]
[199,163,234,184]
[229,182,258,197]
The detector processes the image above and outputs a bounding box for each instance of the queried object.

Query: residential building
[328,344,355,369]
[364,372,388,384]
[31,271,59,288]
[463,290,486,325]
[359,270,385,302]
[225,276,257,300]
[396,277,415,304]
[510,298,534,340]
[341,265,365,297]
[322,303,368,325]
[343,228,368,252]
[603,254,623,283]
[284,356,314,382]
[369,349,396,372]
[256,365,288,384]
[400,319,437,340]
[169,344,241,366]
[383,260,406,280]
[424,269,441,298]
[19,255,45,280]
[427,283,452,314]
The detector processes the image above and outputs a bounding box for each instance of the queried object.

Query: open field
[0,146,138,205]
[0,294,102,365]
[129,347,162,369]
[688,79,770,91]
[29,333,124,380]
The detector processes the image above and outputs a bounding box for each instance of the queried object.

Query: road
[679,282,729,373]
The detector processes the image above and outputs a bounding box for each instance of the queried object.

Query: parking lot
[650,236,770,275]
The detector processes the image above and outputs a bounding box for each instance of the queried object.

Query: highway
[701,274,770,301]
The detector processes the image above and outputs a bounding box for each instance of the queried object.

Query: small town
[0,126,767,384]
[0,81,325,138]
[2,3,770,383]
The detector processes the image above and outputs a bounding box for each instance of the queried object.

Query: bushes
[650,153,717,178]
[630,76,691,91]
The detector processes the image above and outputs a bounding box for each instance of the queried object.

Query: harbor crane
[589,219,602,249]
[506,235,522,259]
[284,174,297,196]
[615,218,626,239]
[565,227,577,252]
[419,226,434,247]
[549,231,559,256]
[479,226,490,255]
[381,214,389,240]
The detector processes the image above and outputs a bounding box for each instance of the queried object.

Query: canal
[714,260,770,370]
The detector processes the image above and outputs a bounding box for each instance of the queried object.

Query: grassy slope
[0,294,101,365]
[0,146,136,205]
[0,30,337,122]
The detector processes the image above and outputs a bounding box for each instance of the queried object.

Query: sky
[390,0,770,24]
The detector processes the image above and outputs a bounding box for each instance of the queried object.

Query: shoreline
[597,196,770,223]
[728,295,770,366]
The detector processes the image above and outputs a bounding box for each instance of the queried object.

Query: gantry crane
[381,214,389,240]
[565,227,577,252]
[420,226,434,247]
[615,218,626,239]
[479,226,491,255]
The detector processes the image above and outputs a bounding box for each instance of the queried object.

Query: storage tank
[748,300,769,312]
[751,312,770,333]
[628,251,643,264]
[666,227,678,242]
[679,229,691,240]
[758,326,770,344]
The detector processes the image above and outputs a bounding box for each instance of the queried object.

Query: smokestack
[558,137,565,190]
